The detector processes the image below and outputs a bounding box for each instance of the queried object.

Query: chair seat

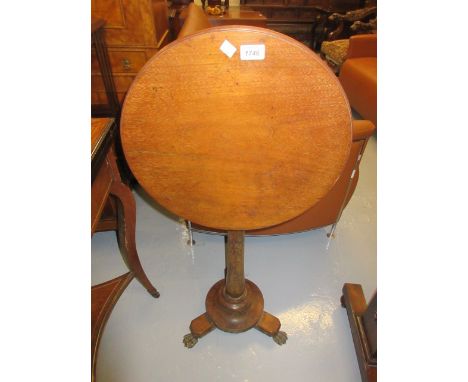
[342,57,376,86]
[340,57,377,126]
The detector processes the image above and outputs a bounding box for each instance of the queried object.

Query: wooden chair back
[177,3,212,39]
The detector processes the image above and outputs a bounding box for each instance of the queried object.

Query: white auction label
[240,44,265,61]
[219,40,237,58]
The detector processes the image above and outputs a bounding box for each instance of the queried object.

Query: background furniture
[92,18,120,117]
[92,117,159,295]
[240,0,365,48]
[339,34,377,125]
[319,6,376,73]
[192,119,375,236]
[341,284,377,382]
[91,272,133,382]
[120,26,353,347]
[91,0,170,113]
[91,118,160,379]
[168,3,376,238]
[176,2,215,39]
[203,6,267,27]
[324,5,376,42]
[174,3,266,38]
[202,0,230,9]
[170,0,374,48]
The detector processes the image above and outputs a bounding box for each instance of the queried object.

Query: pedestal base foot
[184,286,287,347]
[183,313,215,349]
[183,333,198,348]
[183,232,286,347]
[273,331,288,345]
[256,311,287,345]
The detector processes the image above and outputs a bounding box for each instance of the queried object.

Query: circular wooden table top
[121,26,352,230]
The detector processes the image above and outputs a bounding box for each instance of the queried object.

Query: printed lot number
[240,44,265,61]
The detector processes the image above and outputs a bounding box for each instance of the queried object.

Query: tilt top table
[120,26,352,347]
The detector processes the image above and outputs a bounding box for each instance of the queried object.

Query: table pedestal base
[183,230,287,348]
[183,280,287,348]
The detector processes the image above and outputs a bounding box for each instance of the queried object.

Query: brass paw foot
[183,333,198,348]
[272,331,288,345]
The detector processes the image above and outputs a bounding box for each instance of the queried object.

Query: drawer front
[91,156,113,234]
[91,91,127,106]
[92,74,135,106]
[92,49,148,75]
[92,74,135,92]
[91,48,155,107]
[108,50,148,74]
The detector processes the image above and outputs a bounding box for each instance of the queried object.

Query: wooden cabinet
[238,0,364,48]
[92,0,170,114]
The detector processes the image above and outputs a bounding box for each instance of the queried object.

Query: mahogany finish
[190,119,375,236]
[177,6,267,30]
[92,18,120,117]
[225,231,245,298]
[205,7,266,28]
[91,0,170,111]
[171,0,366,48]
[239,0,364,47]
[91,118,159,296]
[91,272,133,382]
[94,198,118,233]
[91,117,113,157]
[341,283,377,382]
[120,27,352,347]
[184,230,285,347]
[121,27,352,231]
[91,118,161,378]
[205,232,264,333]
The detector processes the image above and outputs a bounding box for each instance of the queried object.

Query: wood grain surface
[91,117,113,160]
[91,272,134,382]
[121,26,352,230]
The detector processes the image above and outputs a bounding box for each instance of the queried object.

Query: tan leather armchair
[177,3,212,39]
[176,4,376,237]
[192,119,375,235]
[339,34,377,126]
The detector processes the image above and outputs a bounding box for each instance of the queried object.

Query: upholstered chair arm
[346,34,377,59]
[352,119,376,141]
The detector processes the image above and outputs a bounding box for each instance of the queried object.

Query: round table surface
[121,26,352,230]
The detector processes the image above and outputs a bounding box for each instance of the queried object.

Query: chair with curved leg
[91,118,160,381]
[91,118,160,297]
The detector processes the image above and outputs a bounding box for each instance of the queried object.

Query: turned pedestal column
[183,230,287,347]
